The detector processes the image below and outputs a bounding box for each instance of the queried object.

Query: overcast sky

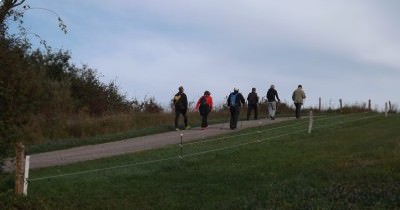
[10,0,400,110]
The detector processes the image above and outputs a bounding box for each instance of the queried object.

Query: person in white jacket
[292,85,306,119]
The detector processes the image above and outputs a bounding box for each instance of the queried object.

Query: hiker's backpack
[200,96,208,107]
[248,93,258,105]
[230,93,237,106]
[174,94,185,110]
[199,96,210,115]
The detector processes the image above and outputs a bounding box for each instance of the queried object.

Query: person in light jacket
[292,85,306,119]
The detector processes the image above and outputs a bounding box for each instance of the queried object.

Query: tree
[0,0,68,196]
[0,0,25,33]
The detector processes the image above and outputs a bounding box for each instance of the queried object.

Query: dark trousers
[175,109,188,128]
[295,103,302,118]
[246,104,258,120]
[230,106,240,129]
[201,113,209,128]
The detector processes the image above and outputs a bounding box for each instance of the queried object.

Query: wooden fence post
[385,102,388,117]
[319,97,321,111]
[15,142,25,195]
[368,99,371,111]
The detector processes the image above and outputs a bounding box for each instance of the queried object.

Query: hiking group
[173,85,306,130]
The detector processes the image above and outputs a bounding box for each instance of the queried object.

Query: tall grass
[25,101,393,154]
[26,102,296,153]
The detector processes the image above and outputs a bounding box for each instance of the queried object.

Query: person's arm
[227,94,231,107]
[209,96,213,111]
[292,91,295,101]
[275,90,280,102]
[240,94,246,105]
[194,97,201,111]
[183,94,188,110]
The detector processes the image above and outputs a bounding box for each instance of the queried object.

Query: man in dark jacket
[227,88,246,129]
[173,86,189,130]
[247,87,259,120]
[266,85,280,120]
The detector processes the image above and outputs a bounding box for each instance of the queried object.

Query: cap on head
[204,90,210,95]
[298,85,302,88]
[179,86,184,91]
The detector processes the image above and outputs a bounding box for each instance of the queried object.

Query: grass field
[16,113,400,209]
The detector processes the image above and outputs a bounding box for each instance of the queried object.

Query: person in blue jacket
[227,88,246,129]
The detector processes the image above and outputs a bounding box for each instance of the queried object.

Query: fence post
[23,155,30,196]
[339,99,343,112]
[308,110,313,134]
[368,99,371,111]
[385,102,388,117]
[179,133,184,159]
[15,142,25,195]
[389,101,392,112]
[319,97,321,111]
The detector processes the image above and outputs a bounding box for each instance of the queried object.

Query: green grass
[22,113,400,209]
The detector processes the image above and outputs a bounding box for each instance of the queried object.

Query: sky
[6,0,400,110]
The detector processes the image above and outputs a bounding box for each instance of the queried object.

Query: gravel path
[4,117,292,170]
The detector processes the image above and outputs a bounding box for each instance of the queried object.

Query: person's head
[204,90,211,96]
[178,86,184,92]
[298,85,302,88]
[252,87,256,92]
[234,88,239,93]
[270,85,275,89]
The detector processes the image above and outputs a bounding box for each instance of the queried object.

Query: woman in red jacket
[195,91,213,129]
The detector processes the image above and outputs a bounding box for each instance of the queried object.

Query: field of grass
[8,113,400,209]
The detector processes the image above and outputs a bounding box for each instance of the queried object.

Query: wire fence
[29,112,381,182]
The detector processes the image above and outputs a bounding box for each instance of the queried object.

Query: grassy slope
[27,113,400,209]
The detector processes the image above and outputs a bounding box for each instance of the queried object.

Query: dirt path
[5,117,292,170]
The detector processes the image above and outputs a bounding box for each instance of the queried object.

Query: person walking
[195,91,213,129]
[266,84,280,120]
[173,86,189,130]
[292,84,306,119]
[227,88,246,129]
[246,88,259,120]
